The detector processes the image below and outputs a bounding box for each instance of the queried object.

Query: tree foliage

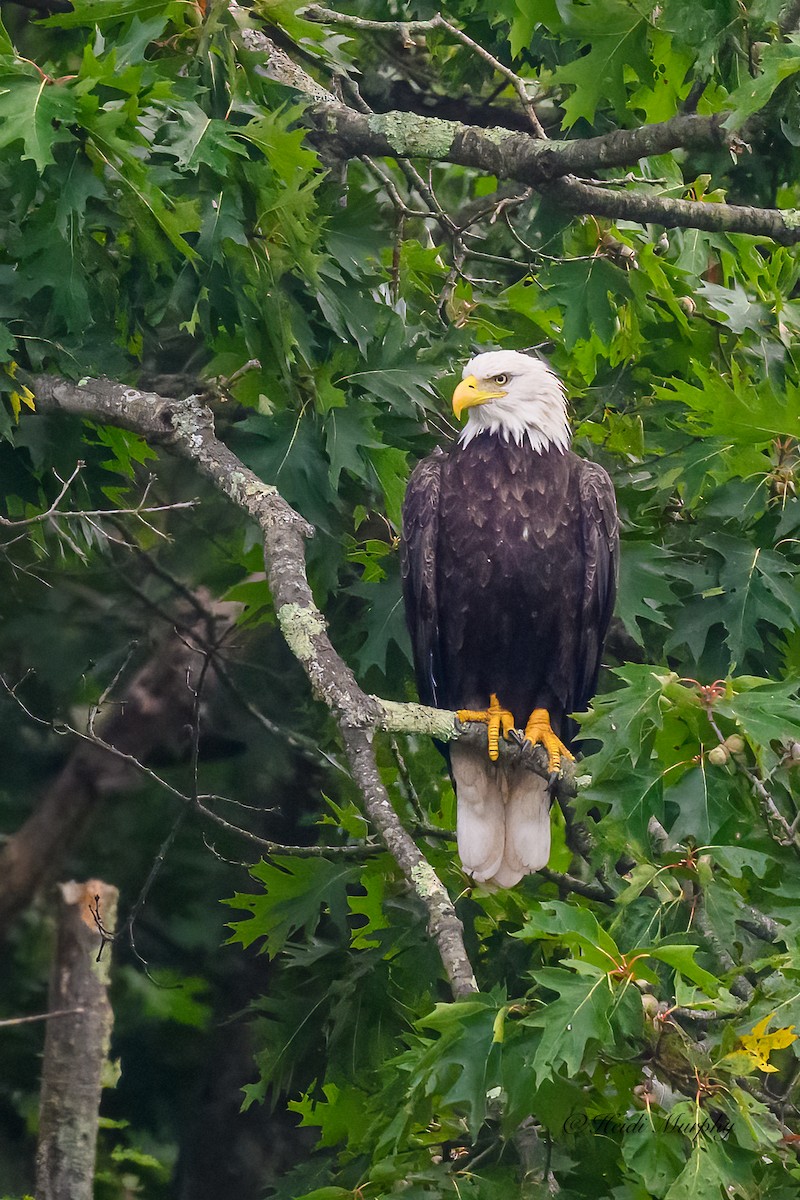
[1,0,800,1197]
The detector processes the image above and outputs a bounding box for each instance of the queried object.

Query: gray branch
[309,102,732,180]
[227,4,800,244]
[546,175,800,245]
[30,374,481,998]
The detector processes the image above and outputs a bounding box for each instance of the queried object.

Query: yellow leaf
[739,1013,797,1073]
[8,386,35,422]
[492,1005,508,1044]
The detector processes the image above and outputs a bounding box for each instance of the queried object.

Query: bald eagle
[401,351,618,888]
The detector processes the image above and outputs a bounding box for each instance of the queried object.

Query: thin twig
[389,736,426,824]
[0,1008,85,1028]
[87,645,140,738]
[540,868,615,904]
[1,495,196,529]
[1,675,374,860]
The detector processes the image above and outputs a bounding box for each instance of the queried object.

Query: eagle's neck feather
[457,403,571,454]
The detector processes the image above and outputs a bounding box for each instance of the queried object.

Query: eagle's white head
[453,350,570,454]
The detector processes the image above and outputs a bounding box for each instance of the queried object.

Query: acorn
[724,734,745,754]
[707,744,730,766]
[641,994,661,1019]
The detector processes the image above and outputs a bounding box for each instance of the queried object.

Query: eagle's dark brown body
[402,436,618,745]
[401,352,618,888]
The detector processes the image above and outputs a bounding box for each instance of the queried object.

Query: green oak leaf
[225,856,361,957]
[554,7,651,127]
[0,76,76,170]
[523,967,616,1085]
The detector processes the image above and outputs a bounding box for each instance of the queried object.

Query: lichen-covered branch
[375,697,459,739]
[340,726,477,997]
[305,5,548,137]
[308,104,735,184]
[308,107,798,240]
[546,176,800,245]
[229,0,336,102]
[227,5,800,244]
[30,374,478,998]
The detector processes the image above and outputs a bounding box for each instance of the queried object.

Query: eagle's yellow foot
[523,709,575,773]
[457,693,515,762]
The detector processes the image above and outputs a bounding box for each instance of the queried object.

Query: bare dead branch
[0,457,195,529]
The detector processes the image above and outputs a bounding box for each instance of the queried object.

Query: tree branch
[229,7,800,244]
[545,176,800,245]
[29,374,480,998]
[310,99,798,246]
[305,5,547,138]
[309,103,734,183]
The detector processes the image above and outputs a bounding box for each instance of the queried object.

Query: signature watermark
[560,1112,731,1140]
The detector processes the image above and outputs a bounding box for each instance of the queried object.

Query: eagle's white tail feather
[451,744,505,883]
[501,768,551,878]
[450,744,551,888]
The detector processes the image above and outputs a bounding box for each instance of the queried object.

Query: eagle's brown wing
[575,458,619,712]
[400,448,445,709]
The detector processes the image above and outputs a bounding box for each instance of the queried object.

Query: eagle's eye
[492,374,509,386]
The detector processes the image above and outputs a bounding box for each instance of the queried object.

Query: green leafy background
[0,0,799,1197]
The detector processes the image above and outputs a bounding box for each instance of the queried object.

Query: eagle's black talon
[547,769,560,793]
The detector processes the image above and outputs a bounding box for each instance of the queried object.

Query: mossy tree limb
[30,374,479,999]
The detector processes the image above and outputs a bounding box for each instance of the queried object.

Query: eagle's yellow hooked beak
[452,375,507,420]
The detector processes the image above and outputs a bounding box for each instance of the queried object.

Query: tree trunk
[35,879,117,1200]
